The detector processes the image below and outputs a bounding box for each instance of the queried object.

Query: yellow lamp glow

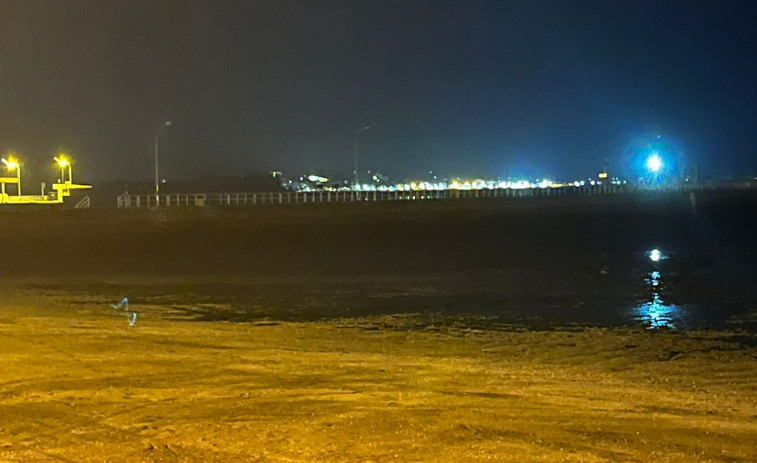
[1,155,22,196]
[2,157,19,171]
[54,154,73,183]
[55,156,69,168]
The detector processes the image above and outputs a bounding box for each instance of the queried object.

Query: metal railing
[117,184,639,208]
[117,183,757,209]
[74,196,91,209]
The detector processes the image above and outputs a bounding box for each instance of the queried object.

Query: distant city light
[287,169,635,193]
[307,174,329,183]
[649,249,661,262]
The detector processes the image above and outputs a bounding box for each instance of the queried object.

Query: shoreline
[1,300,756,462]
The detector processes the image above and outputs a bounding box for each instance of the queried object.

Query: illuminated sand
[1,298,755,462]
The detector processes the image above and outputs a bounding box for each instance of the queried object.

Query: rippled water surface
[6,191,756,331]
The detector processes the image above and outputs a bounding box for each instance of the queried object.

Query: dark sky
[1,0,755,182]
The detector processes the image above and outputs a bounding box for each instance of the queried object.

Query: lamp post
[2,156,21,196]
[54,155,72,183]
[354,126,370,190]
[155,120,172,205]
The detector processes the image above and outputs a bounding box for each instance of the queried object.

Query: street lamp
[155,120,172,204]
[354,125,370,189]
[2,155,21,196]
[646,152,663,174]
[54,154,72,183]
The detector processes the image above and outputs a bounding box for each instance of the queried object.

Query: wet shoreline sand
[1,299,756,462]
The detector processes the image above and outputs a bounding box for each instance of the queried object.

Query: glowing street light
[54,154,73,183]
[2,157,18,171]
[646,152,663,174]
[1,155,21,196]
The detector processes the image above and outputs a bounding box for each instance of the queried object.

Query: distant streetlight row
[1,152,74,196]
[6,120,363,201]
[2,120,173,202]
[1,124,679,201]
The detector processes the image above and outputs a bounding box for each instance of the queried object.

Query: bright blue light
[646,153,663,173]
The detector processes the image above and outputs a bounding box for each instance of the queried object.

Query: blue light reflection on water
[635,253,681,329]
[637,290,680,329]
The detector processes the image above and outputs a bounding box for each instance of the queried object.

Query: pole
[354,126,370,190]
[17,167,21,196]
[353,133,358,189]
[154,120,171,205]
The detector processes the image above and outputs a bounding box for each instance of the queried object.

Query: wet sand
[1,298,756,462]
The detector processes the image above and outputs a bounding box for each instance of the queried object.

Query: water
[634,268,681,329]
[24,248,757,332]
[624,246,754,331]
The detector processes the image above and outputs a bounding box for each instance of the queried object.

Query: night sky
[1,0,755,182]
